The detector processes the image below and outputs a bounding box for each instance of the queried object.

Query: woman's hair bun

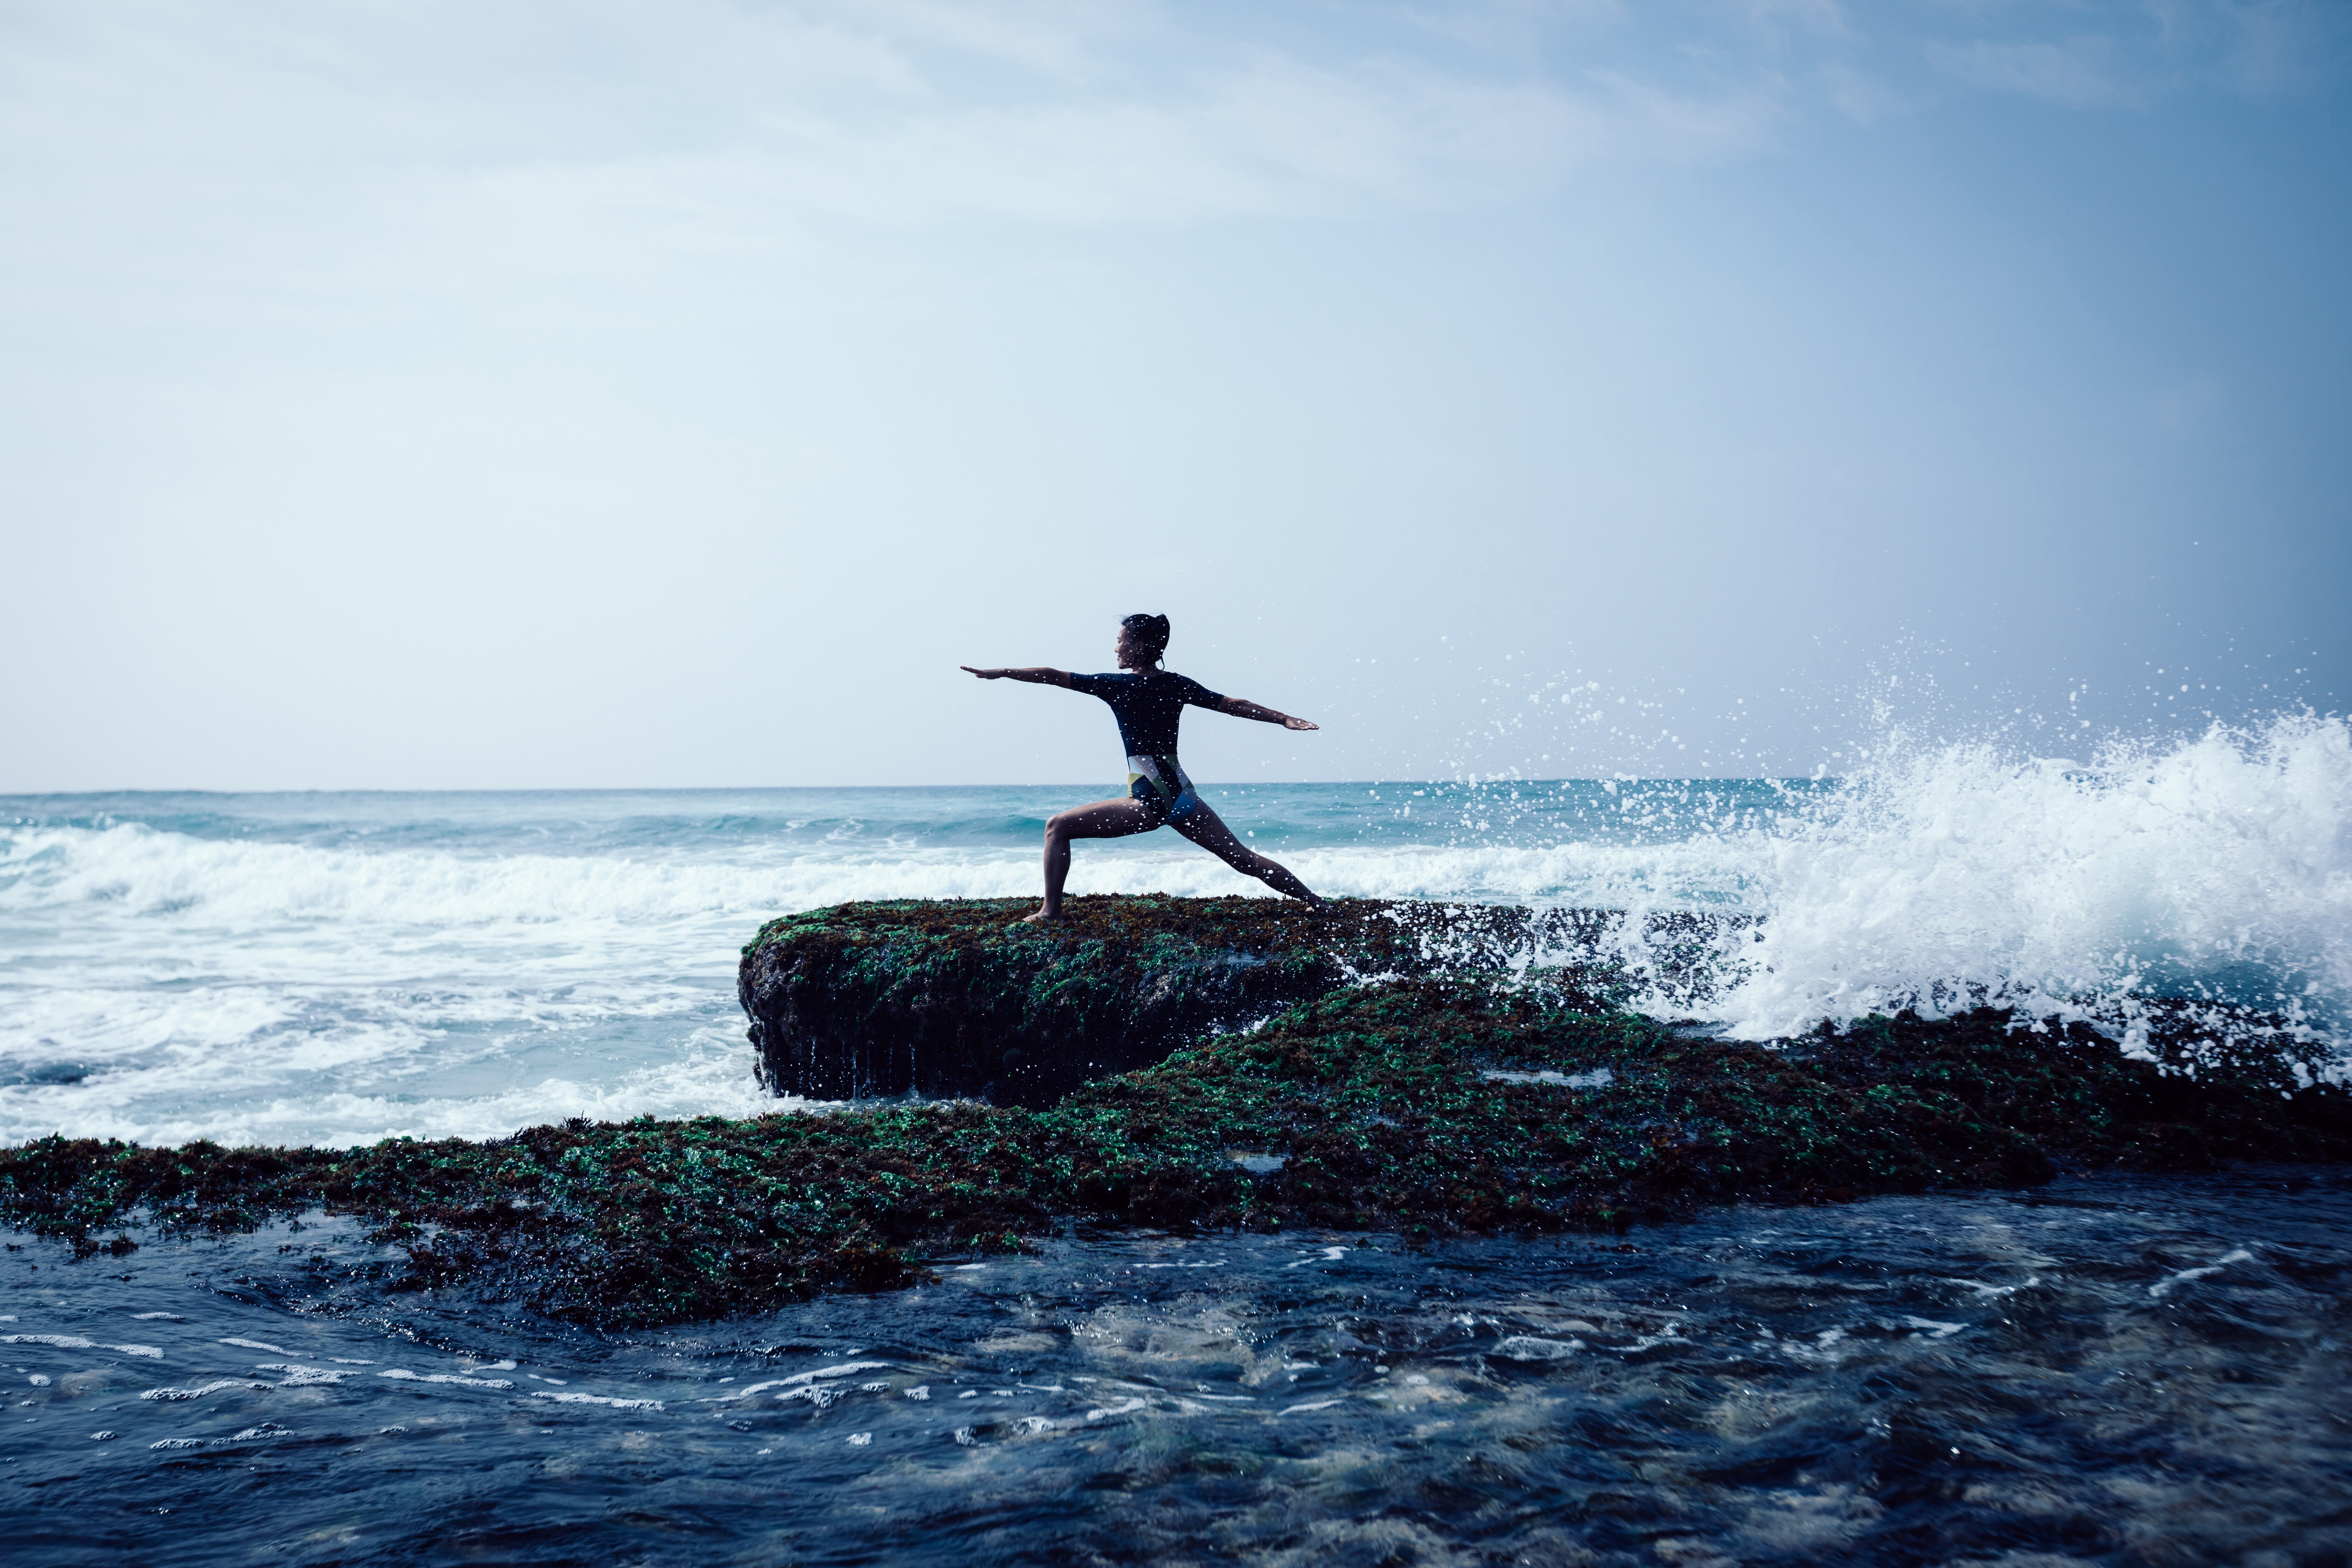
[1120,612,1171,658]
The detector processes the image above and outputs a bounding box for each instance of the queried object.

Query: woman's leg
[1031,797,1160,921]
[1170,800,1322,905]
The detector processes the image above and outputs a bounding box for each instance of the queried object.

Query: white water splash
[1711,714,2350,1052]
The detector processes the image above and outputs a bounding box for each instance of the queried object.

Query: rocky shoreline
[4,897,2344,1326]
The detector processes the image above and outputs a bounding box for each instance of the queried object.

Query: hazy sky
[4,0,2346,790]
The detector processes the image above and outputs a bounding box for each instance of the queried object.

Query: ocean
[4,713,2348,1563]
[4,712,2346,1149]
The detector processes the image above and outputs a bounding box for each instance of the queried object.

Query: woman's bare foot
[1022,907,1059,924]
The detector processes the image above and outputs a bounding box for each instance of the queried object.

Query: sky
[2,0,2346,790]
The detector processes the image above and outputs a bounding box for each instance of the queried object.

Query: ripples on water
[5,1169,2346,1564]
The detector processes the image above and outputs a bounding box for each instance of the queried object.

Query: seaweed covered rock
[736,895,1630,1106]
[9,991,2343,1327]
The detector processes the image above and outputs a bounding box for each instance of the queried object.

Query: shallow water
[5,1169,2346,1565]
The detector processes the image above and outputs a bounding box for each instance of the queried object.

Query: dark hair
[1120,612,1171,663]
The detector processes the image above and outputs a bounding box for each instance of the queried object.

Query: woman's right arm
[961,666,1074,688]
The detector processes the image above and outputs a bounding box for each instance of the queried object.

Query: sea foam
[1709,713,2349,1049]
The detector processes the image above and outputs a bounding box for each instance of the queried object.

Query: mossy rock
[9,899,2334,1328]
[6,989,2344,1328]
[736,894,1642,1106]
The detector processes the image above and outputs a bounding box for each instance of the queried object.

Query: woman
[962,613,1323,923]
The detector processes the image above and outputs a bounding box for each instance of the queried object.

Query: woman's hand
[1283,716,1319,731]
[960,666,1005,679]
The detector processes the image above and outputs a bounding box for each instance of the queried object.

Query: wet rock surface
[736,894,1674,1106]
[4,909,2344,1327]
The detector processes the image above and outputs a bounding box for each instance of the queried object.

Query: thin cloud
[3,0,2342,327]
[1925,37,2143,109]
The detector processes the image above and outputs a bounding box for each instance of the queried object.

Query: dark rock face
[737,895,1632,1107]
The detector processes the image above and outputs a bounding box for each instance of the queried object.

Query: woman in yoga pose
[962,613,1322,922]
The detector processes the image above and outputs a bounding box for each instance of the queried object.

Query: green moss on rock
[737,894,1639,1105]
[6,978,2342,1327]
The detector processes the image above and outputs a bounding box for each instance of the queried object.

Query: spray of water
[1680,712,2349,1067]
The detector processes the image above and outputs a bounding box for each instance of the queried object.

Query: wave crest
[1714,712,2350,1053]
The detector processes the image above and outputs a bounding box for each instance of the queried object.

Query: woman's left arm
[1217,695,1318,732]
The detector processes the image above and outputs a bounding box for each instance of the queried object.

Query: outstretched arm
[1217,695,1318,731]
[961,665,1074,688]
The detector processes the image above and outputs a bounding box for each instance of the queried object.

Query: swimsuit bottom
[1126,753,1203,829]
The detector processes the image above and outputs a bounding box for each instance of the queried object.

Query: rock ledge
[737,894,1615,1105]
